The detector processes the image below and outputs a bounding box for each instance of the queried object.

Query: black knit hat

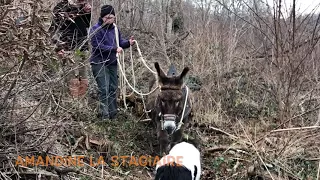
[100,5,115,18]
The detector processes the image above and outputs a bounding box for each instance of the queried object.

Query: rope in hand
[113,23,159,114]
[75,21,159,116]
[114,23,127,109]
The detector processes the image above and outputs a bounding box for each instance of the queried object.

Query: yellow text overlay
[15,155,183,167]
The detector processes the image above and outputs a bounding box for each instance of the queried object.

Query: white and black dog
[154,141,201,180]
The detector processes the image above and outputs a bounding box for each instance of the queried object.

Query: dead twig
[255,104,320,144]
[85,133,90,150]
[0,171,11,180]
[237,118,275,180]
[304,157,320,161]
[209,126,253,147]
[52,166,80,175]
[3,170,59,178]
[209,126,239,139]
[70,136,84,154]
[138,118,152,122]
[1,50,28,109]
[317,160,320,180]
[270,126,320,133]
[205,145,250,155]
[3,127,45,137]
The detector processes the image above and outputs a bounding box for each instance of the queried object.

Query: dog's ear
[182,134,200,150]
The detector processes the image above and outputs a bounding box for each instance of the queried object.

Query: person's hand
[117,47,123,53]
[83,3,91,13]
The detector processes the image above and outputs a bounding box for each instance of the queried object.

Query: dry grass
[1,0,320,179]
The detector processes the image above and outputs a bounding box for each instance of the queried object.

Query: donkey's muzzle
[163,114,177,135]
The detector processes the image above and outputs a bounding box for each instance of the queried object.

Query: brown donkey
[146,62,193,156]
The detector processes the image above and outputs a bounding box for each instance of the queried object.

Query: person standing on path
[89,5,135,120]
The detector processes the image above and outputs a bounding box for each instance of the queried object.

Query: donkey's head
[154,62,190,135]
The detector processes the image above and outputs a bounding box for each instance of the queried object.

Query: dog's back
[155,142,201,180]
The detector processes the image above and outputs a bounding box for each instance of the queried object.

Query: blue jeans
[91,64,118,119]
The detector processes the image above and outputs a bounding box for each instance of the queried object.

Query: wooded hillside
[1,0,320,179]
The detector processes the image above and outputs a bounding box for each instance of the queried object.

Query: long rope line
[51,2,161,114]
[71,20,158,113]
[113,23,159,114]
[112,25,161,116]
[114,23,128,109]
[113,32,189,124]
[115,52,159,96]
[133,40,157,75]
[128,43,136,97]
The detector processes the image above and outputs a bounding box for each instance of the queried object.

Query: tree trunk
[165,0,173,41]
[91,0,100,26]
[138,0,145,30]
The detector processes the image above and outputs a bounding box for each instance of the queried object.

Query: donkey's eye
[175,101,179,107]
[161,100,165,107]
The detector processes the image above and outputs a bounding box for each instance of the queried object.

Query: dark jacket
[50,0,91,51]
[89,18,130,66]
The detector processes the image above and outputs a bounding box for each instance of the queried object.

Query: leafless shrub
[113,0,320,178]
[1,0,320,179]
[0,0,102,178]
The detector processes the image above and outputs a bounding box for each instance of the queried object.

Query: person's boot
[97,102,110,120]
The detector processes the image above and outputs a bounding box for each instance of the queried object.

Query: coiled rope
[113,23,158,113]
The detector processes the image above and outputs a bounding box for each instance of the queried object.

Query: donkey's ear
[179,67,189,80]
[154,62,166,79]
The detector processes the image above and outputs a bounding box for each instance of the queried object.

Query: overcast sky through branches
[265,0,320,17]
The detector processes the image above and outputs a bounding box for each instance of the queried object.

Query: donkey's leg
[157,122,169,156]
[158,130,169,156]
[170,127,184,149]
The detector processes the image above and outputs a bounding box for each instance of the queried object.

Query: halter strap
[176,86,189,131]
[158,86,189,132]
